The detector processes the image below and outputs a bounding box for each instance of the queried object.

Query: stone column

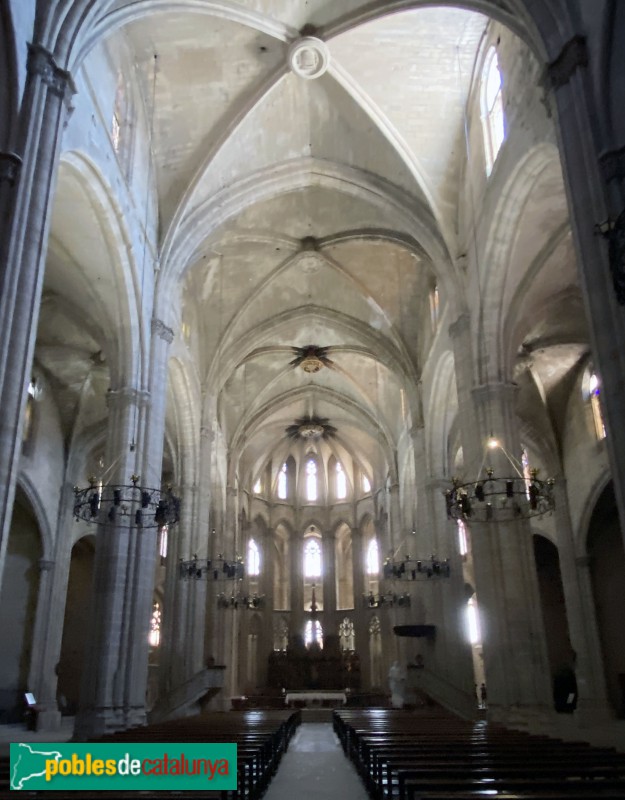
[290,529,304,639]
[322,528,337,638]
[548,37,625,547]
[27,559,60,730]
[160,481,202,695]
[468,382,553,722]
[224,485,240,699]
[74,386,151,738]
[425,476,476,708]
[75,318,173,737]
[260,528,275,686]
[0,45,75,597]
[351,524,369,685]
[28,480,82,732]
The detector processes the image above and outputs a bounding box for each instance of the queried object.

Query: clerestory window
[481,47,505,176]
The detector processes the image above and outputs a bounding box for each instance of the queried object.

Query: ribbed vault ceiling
[46,2,578,489]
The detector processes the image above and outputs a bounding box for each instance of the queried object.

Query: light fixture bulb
[487,436,499,449]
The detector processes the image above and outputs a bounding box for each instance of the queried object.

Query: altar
[284,690,347,708]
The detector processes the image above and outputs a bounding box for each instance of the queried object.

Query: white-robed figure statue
[388,660,406,708]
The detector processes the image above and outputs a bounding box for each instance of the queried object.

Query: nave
[4,706,625,799]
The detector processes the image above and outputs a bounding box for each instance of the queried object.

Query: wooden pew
[333,707,625,800]
[0,709,300,800]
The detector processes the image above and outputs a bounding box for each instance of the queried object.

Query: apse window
[362,474,371,493]
[429,285,440,332]
[159,524,168,561]
[149,602,161,647]
[336,462,347,499]
[306,458,318,502]
[278,463,287,499]
[588,371,606,440]
[304,537,322,578]
[253,478,262,494]
[366,539,380,575]
[457,519,468,556]
[482,47,505,176]
[22,378,38,445]
[466,595,481,645]
[521,447,532,498]
[111,73,125,154]
[248,538,260,576]
[339,617,355,651]
[304,619,323,649]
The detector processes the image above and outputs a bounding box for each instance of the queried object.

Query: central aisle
[263,722,370,800]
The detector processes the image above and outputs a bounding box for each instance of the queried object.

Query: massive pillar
[468,382,552,722]
[548,38,625,548]
[0,46,75,596]
[74,318,173,737]
[450,315,552,723]
[322,527,336,638]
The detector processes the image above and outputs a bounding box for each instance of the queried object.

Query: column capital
[151,317,174,344]
[0,152,22,187]
[105,386,151,410]
[545,35,588,91]
[27,43,76,109]
[448,313,470,340]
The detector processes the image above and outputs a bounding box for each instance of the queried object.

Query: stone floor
[263,722,370,800]
[0,718,74,756]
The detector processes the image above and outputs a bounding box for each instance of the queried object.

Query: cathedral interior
[1,0,625,756]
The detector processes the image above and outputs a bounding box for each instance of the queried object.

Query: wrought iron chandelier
[365,590,411,609]
[179,550,265,610]
[364,552,450,608]
[445,437,555,523]
[383,554,451,581]
[73,474,180,529]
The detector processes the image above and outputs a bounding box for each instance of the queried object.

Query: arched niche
[57,535,96,715]
[586,482,625,717]
[532,534,575,712]
[0,487,42,721]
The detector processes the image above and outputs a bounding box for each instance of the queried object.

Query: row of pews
[333,707,625,800]
[0,709,300,799]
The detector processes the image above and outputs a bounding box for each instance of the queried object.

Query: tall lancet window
[248,538,260,576]
[366,539,380,575]
[111,72,126,153]
[278,463,287,499]
[306,459,318,501]
[149,602,161,647]
[304,538,322,578]
[304,619,323,649]
[589,372,606,440]
[336,462,347,499]
[482,47,505,176]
